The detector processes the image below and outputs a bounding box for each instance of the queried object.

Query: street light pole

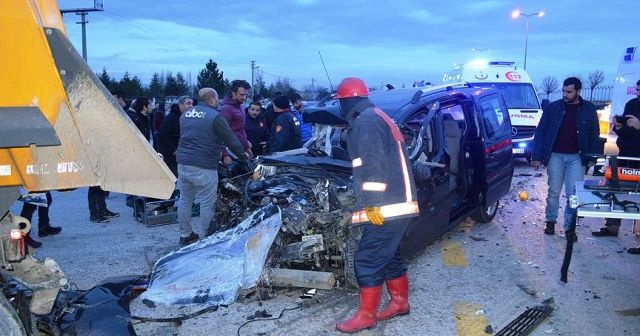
[511,10,544,70]
[524,17,529,70]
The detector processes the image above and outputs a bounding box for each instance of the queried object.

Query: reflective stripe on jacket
[347,107,419,223]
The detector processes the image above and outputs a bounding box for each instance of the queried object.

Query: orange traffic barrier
[604,167,640,182]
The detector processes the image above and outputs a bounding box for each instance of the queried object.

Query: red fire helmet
[335,77,368,99]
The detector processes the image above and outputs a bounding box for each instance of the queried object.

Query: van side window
[479,95,510,141]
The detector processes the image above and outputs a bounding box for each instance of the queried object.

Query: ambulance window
[474,83,540,109]
[479,95,510,141]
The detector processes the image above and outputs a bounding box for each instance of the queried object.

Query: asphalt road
[15,160,640,335]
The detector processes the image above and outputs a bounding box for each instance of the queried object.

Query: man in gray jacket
[176,88,251,245]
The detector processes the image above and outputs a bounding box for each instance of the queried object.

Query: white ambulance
[610,46,640,121]
[443,60,543,161]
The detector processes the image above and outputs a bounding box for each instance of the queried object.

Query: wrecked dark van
[213,83,514,287]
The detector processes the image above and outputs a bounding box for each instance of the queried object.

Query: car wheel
[0,295,26,336]
[344,224,363,288]
[471,195,499,223]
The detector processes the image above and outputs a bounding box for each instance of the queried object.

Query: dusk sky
[59,0,639,91]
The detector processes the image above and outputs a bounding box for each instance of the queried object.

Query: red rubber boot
[377,273,410,321]
[336,285,382,333]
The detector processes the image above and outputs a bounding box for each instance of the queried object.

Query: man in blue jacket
[334,77,419,333]
[290,93,313,144]
[531,77,602,240]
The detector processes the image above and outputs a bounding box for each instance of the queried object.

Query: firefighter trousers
[355,217,411,287]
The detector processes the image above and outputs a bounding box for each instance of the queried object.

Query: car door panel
[477,94,514,205]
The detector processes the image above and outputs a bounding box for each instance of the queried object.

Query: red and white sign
[505,71,522,82]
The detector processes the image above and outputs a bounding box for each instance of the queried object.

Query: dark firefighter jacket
[347,106,419,224]
[269,110,302,152]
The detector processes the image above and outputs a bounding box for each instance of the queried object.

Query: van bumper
[512,139,533,158]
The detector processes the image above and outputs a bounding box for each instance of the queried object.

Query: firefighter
[268,95,302,153]
[334,77,419,333]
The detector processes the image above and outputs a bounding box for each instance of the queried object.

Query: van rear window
[473,83,540,110]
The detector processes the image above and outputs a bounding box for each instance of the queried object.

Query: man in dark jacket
[220,80,253,164]
[176,88,251,246]
[127,97,152,142]
[334,77,419,333]
[268,96,302,153]
[158,96,193,176]
[244,101,269,156]
[592,79,640,250]
[151,101,166,150]
[531,77,602,240]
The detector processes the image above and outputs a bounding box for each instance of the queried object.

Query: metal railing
[538,85,613,107]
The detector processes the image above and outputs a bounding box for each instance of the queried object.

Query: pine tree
[148,72,164,99]
[255,74,268,98]
[116,72,144,98]
[197,59,227,97]
[97,67,115,92]
[175,72,190,96]
[164,71,180,97]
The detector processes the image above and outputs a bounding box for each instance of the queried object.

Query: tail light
[2,229,26,263]
[10,229,22,240]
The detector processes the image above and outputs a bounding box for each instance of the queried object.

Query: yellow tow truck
[0,1,175,334]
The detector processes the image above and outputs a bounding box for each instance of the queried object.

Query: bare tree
[587,70,605,101]
[539,76,559,99]
[566,73,585,87]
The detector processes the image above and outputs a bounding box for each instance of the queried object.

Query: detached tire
[471,195,499,223]
[0,295,26,336]
[344,225,363,289]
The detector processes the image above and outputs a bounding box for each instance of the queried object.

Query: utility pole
[60,1,103,61]
[250,60,257,97]
[77,12,88,60]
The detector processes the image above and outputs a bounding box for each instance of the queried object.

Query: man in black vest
[176,88,252,245]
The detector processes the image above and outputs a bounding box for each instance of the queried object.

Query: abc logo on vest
[185,110,206,118]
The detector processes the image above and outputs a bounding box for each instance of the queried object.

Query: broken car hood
[140,205,282,306]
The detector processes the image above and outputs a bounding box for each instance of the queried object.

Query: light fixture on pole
[511,9,544,70]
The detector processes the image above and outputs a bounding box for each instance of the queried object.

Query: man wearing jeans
[531,77,602,240]
[176,88,251,246]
